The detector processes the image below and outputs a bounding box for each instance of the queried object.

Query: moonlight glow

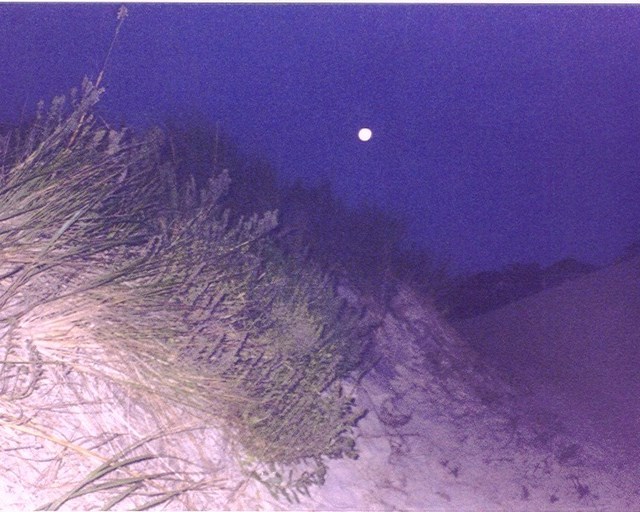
[358,128,372,142]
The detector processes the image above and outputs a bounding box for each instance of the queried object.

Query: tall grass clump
[0,76,367,505]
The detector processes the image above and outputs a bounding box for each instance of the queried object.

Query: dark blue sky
[2,4,639,274]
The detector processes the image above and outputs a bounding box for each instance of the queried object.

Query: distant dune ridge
[438,257,600,320]
[455,254,640,466]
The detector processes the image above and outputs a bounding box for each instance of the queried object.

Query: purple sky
[1,4,639,274]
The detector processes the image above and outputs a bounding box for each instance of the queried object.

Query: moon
[358,127,372,142]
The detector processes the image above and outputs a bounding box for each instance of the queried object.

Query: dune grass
[0,75,368,506]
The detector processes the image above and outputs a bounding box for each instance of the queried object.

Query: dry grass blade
[0,416,107,462]
[37,453,157,511]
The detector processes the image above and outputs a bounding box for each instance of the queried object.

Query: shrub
[277,181,408,300]
[392,244,454,306]
[0,79,367,503]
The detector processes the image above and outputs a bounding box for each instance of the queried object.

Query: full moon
[358,127,372,142]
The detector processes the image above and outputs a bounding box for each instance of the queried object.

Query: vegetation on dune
[0,74,369,504]
[163,118,454,304]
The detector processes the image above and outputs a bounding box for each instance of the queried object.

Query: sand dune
[455,255,640,466]
[3,262,639,510]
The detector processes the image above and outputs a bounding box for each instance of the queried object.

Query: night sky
[2,4,640,274]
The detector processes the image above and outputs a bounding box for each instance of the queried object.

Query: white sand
[299,276,639,511]
[2,259,639,510]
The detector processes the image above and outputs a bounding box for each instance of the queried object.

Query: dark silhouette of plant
[161,116,281,219]
[158,119,454,305]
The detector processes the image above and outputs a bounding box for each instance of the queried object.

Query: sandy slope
[2,267,639,510]
[294,285,640,511]
[455,255,640,469]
